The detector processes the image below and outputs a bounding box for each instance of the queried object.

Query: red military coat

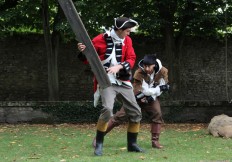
[91,33,137,91]
[92,34,136,67]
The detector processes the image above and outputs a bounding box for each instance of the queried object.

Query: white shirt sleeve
[141,78,166,97]
[141,79,161,96]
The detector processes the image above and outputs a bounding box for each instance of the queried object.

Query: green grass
[0,123,231,162]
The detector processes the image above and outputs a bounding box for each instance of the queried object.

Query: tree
[42,0,59,101]
[0,0,61,100]
[132,0,231,98]
[0,0,231,101]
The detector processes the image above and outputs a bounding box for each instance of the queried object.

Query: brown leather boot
[151,123,163,149]
[92,118,118,148]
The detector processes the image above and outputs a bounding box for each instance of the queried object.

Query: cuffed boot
[127,122,144,152]
[94,130,105,156]
[127,132,144,152]
[94,120,108,156]
[151,123,163,149]
[92,118,118,148]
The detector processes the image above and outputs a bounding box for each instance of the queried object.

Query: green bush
[35,101,185,124]
[35,101,122,123]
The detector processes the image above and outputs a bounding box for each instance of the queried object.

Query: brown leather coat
[133,65,168,95]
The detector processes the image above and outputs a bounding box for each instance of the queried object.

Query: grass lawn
[0,123,231,162]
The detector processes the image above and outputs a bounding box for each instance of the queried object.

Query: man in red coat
[77,17,144,156]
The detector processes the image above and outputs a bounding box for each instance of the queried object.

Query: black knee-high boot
[94,130,105,156]
[92,118,119,148]
[94,119,108,156]
[127,122,144,152]
[127,132,144,152]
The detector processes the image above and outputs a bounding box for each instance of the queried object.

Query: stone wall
[0,35,94,101]
[1,35,231,102]
[179,38,232,101]
[0,101,232,123]
[0,34,232,123]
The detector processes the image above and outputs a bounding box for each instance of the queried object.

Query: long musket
[58,0,111,89]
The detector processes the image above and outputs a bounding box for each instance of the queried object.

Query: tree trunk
[157,1,181,100]
[42,0,59,101]
[163,24,181,98]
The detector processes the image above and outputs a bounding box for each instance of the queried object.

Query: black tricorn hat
[114,17,138,30]
[142,54,157,65]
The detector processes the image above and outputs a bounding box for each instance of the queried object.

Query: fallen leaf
[72,155,79,158]
[119,147,127,150]
[139,156,146,160]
